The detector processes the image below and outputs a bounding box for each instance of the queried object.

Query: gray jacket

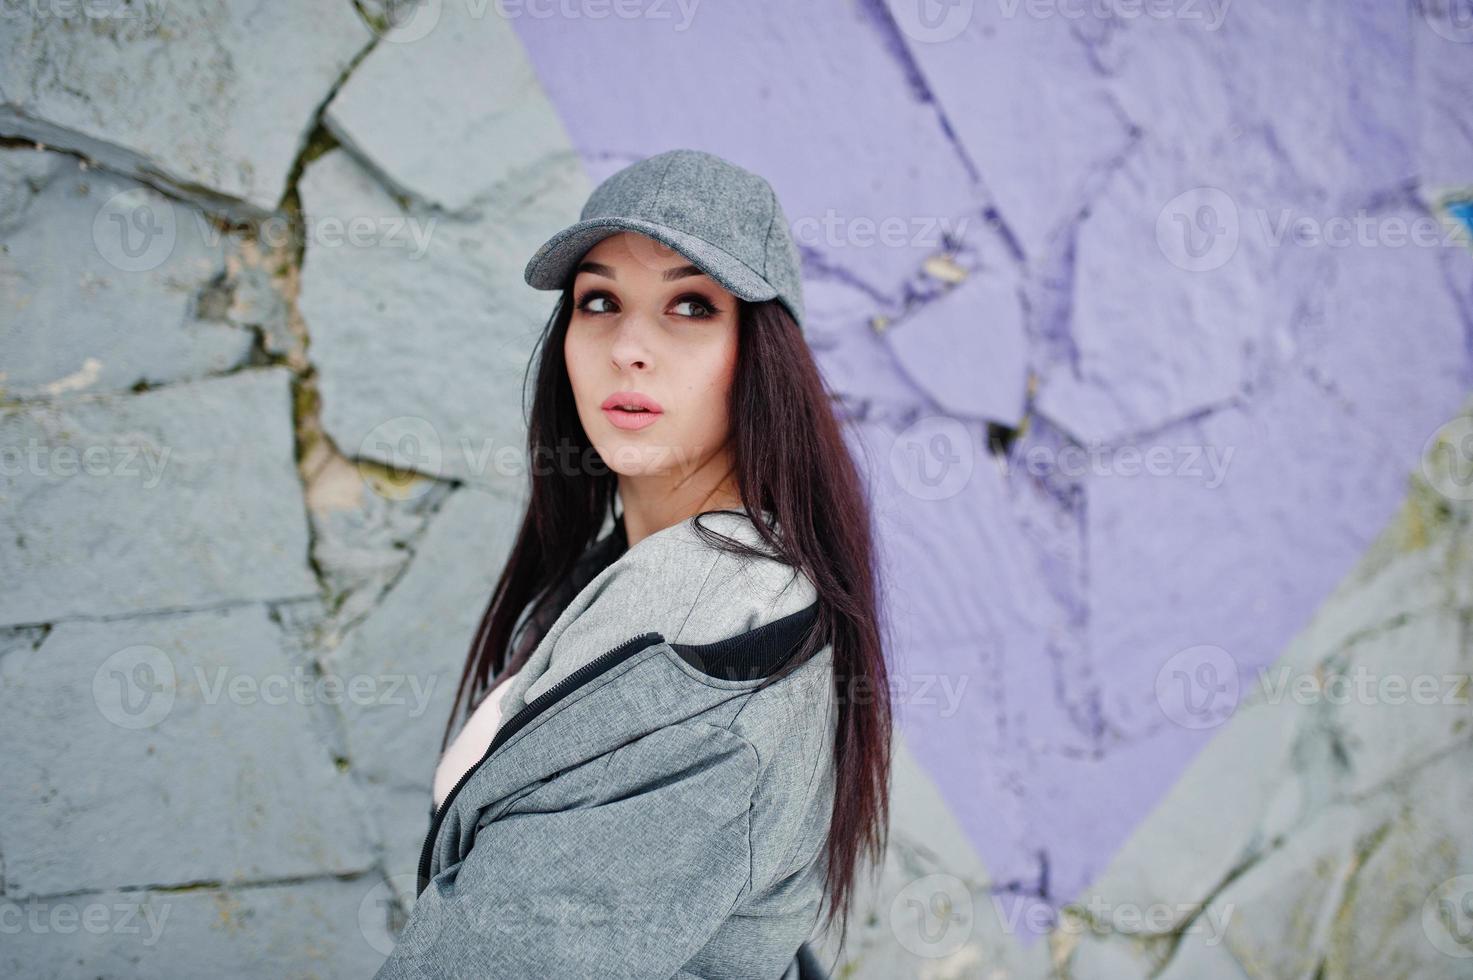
[373,510,837,979]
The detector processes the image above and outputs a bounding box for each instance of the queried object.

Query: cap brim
[523,216,779,304]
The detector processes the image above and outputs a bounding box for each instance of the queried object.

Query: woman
[375,149,892,979]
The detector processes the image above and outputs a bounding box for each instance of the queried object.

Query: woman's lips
[600,390,663,431]
[602,405,662,430]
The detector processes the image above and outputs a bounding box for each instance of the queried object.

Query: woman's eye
[577,293,616,315]
[575,291,718,319]
[672,297,716,319]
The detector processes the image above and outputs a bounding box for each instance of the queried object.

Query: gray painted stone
[1086,677,1301,933]
[1294,499,1469,663]
[0,137,56,222]
[0,147,253,400]
[810,734,1053,980]
[1326,747,1473,978]
[0,879,389,978]
[0,606,374,897]
[1153,932,1253,980]
[315,499,446,640]
[268,596,355,768]
[0,624,46,661]
[0,368,317,626]
[322,484,524,899]
[325,0,571,214]
[297,147,585,495]
[221,254,295,361]
[1189,802,1383,980]
[1067,935,1155,980]
[0,2,371,213]
[1332,610,1470,798]
[887,270,1028,425]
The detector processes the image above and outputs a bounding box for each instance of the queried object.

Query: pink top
[433,669,521,811]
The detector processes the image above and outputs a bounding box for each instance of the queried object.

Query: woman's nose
[608,312,656,369]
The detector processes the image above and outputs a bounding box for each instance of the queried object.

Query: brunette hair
[440,280,892,954]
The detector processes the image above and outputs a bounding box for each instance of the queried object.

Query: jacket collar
[669,599,821,681]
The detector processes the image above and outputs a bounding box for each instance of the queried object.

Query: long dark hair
[440,279,892,952]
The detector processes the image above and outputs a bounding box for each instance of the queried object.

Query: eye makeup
[572,289,723,319]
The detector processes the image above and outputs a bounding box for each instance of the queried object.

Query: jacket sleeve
[373,721,760,980]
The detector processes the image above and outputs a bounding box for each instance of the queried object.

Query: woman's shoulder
[659,508,820,643]
[512,507,820,708]
[573,506,819,644]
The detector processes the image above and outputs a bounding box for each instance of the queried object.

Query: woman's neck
[617,475,744,550]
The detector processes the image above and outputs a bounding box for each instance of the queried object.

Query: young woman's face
[563,232,741,481]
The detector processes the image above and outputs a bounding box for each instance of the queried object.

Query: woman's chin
[592,440,683,479]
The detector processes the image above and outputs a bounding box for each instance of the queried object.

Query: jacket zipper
[416,631,665,894]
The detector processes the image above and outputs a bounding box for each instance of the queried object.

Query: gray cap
[523,149,805,330]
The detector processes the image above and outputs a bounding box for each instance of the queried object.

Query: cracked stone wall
[2,1,1471,977]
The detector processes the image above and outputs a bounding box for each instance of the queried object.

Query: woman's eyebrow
[575,260,617,279]
[662,264,706,282]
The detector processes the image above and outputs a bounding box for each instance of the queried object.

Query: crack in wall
[0,623,51,666]
[0,585,319,633]
[11,866,383,903]
[1338,726,1473,811]
[0,106,277,223]
[851,0,1033,279]
[1316,818,1394,975]
[852,0,977,183]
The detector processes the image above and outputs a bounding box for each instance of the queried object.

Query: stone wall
[2,1,1471,977]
